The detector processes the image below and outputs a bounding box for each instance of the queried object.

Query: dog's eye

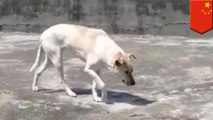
[125,71,129,74]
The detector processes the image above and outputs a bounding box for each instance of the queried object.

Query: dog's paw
[93,97,103,102]
[32,86,39,91]
[66,89,77,97]
[64,86,77,97]
[67,92,77,97]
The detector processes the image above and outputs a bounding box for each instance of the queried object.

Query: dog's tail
[29,44,43,72]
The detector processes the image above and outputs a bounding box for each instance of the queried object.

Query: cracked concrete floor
[0,32,213,120]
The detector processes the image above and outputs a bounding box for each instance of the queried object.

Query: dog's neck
[95,35,125,69]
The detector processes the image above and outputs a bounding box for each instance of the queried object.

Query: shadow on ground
[38,88,154,106]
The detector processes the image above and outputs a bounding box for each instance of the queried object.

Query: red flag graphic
[190,0,213,34]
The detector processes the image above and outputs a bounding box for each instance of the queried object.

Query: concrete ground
[0,32,213,120]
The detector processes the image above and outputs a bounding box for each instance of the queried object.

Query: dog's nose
[126,80,135,86]
[130,80,135,86]
[122,79,125,83]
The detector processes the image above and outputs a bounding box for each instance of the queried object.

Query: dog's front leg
[92,81,102,102]
[92,70,101,102]
[84,63,107,102]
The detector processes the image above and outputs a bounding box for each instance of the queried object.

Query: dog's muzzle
[122,79,135,86]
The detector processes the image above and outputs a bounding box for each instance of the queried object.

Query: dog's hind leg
[32,54,50,91]
[49,48,77,97]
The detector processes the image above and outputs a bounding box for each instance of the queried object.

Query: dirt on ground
[0,32,213,120]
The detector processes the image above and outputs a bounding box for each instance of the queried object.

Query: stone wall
[0,0,212,36]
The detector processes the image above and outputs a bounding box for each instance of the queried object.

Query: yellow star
[205,2,211,8]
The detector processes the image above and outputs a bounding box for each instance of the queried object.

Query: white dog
[30,24,136,102]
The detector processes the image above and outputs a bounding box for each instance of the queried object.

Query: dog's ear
[114,52,124,67]
[128,54,137,59]
[115,59,123,67]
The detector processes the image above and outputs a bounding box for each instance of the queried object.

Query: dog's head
[112,52,136,86]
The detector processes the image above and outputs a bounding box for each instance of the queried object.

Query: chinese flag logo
[190,0,213,34]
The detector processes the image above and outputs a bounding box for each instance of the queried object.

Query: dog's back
[41,24,107,50]
[40,24,123,61]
